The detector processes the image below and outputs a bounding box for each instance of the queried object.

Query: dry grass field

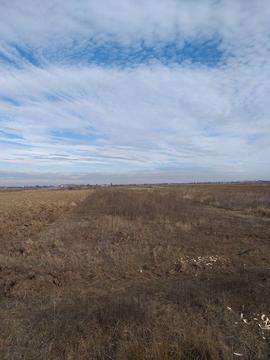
[0,185,269,359]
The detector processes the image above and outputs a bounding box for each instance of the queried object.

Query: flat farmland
[0,189,92,255]
[0,185,270,359]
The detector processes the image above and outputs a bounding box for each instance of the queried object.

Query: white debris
[240,313,249,324]
[229,308,270,339]
[178,254,228,271]
[259,314,270,330]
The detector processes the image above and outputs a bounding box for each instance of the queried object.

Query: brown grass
[0,185,269,359]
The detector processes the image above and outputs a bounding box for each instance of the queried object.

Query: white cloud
[1,1,270,58]
[0,1,270,183]
[1,62,269,177]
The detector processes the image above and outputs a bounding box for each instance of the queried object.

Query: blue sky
[0,0,270,185]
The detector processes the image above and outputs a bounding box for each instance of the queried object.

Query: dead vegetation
[0,185,269,359]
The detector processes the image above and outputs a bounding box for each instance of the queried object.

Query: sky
[0,0,270,185]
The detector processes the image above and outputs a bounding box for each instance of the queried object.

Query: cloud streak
[0,1,270,184]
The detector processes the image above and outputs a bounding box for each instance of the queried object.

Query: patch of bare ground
[0,185,269,359]
[0,188,92,256]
